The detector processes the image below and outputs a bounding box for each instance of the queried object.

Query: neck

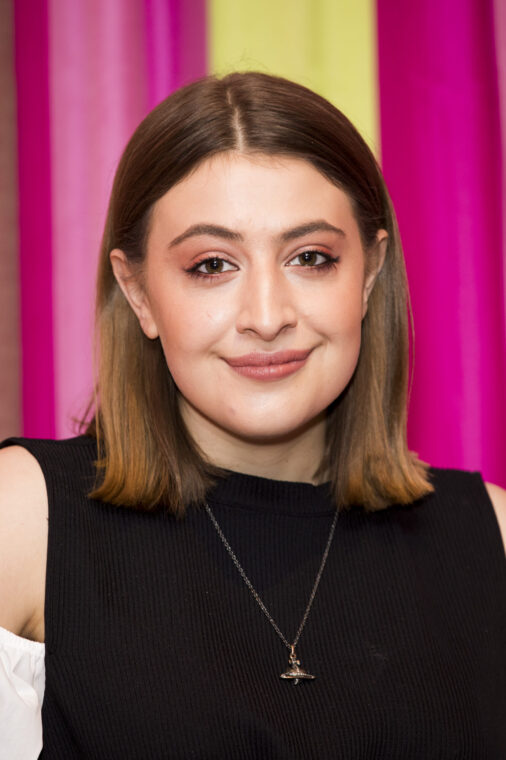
[180,403,327,484]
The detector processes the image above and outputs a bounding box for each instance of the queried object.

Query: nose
[235,267,297,340]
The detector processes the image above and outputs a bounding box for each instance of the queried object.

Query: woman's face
[113,152,384,453]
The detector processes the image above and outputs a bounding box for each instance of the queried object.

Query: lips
[224,349,312,380]
[226,349,312,367]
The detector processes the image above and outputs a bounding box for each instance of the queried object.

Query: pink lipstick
[225,350,312,380]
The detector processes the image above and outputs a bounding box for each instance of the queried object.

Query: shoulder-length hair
[87,71,432,515]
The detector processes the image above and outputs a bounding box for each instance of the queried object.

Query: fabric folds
[0,625,45,760]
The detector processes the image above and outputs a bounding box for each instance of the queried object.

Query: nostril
[236,307,297,339]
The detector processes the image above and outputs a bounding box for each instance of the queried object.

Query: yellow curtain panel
[208,0,379,153]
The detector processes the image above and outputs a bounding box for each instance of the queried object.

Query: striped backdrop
[1,0,504,486]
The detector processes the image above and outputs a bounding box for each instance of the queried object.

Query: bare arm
[485,482,506,553]
[0,446,48,642]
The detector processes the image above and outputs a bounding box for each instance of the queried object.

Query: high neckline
[207,469,334,517]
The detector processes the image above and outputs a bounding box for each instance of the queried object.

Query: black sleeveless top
[3,436,505,759]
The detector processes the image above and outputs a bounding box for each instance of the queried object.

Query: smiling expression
[112,152,385,464]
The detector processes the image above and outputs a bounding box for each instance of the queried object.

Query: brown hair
[87,71,432,515]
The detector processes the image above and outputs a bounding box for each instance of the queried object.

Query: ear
[362,230,388,318]
[109,249,159,339]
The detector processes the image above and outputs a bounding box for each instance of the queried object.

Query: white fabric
[0,625,45,760]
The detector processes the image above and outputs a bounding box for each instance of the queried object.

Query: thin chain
[204,502,338,653]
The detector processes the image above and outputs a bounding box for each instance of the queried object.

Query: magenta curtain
[15,1,56,436]
[378,0,506,486]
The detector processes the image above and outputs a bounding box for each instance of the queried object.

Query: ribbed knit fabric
[3,435,505,759]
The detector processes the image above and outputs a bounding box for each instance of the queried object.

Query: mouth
[224,349,313,380]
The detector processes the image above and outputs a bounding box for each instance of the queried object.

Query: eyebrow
[168,220,345,248]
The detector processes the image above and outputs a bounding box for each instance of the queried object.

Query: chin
[220,412,325,444]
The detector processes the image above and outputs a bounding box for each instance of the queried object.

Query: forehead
[149,152,358,237]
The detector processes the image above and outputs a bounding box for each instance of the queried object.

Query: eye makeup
[185,251,340,281]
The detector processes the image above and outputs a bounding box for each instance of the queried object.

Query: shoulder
[0,442,48,519]
[0,433,97,502]
[0,435,98,641]
[421,467,506,554]
[0,443,48,640]
[484,482,506,552]
[1,434,98,487]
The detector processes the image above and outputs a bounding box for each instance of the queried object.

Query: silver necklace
[204,502,338,684]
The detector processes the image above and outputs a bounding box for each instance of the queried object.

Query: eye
[188,257,237,276]
[286,250,338,268]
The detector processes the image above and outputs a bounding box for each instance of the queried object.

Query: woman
[1,72,505,759]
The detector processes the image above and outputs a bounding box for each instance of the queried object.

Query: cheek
[310,285,364,391]
[311,281,365,338]
[151,291,230,371]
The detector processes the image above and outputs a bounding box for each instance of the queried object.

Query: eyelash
[185,251,340,280]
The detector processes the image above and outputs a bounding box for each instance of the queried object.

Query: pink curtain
[14,0,206,438]
[378,0,506,486]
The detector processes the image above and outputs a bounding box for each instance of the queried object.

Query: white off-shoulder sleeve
[0,625,45,760]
